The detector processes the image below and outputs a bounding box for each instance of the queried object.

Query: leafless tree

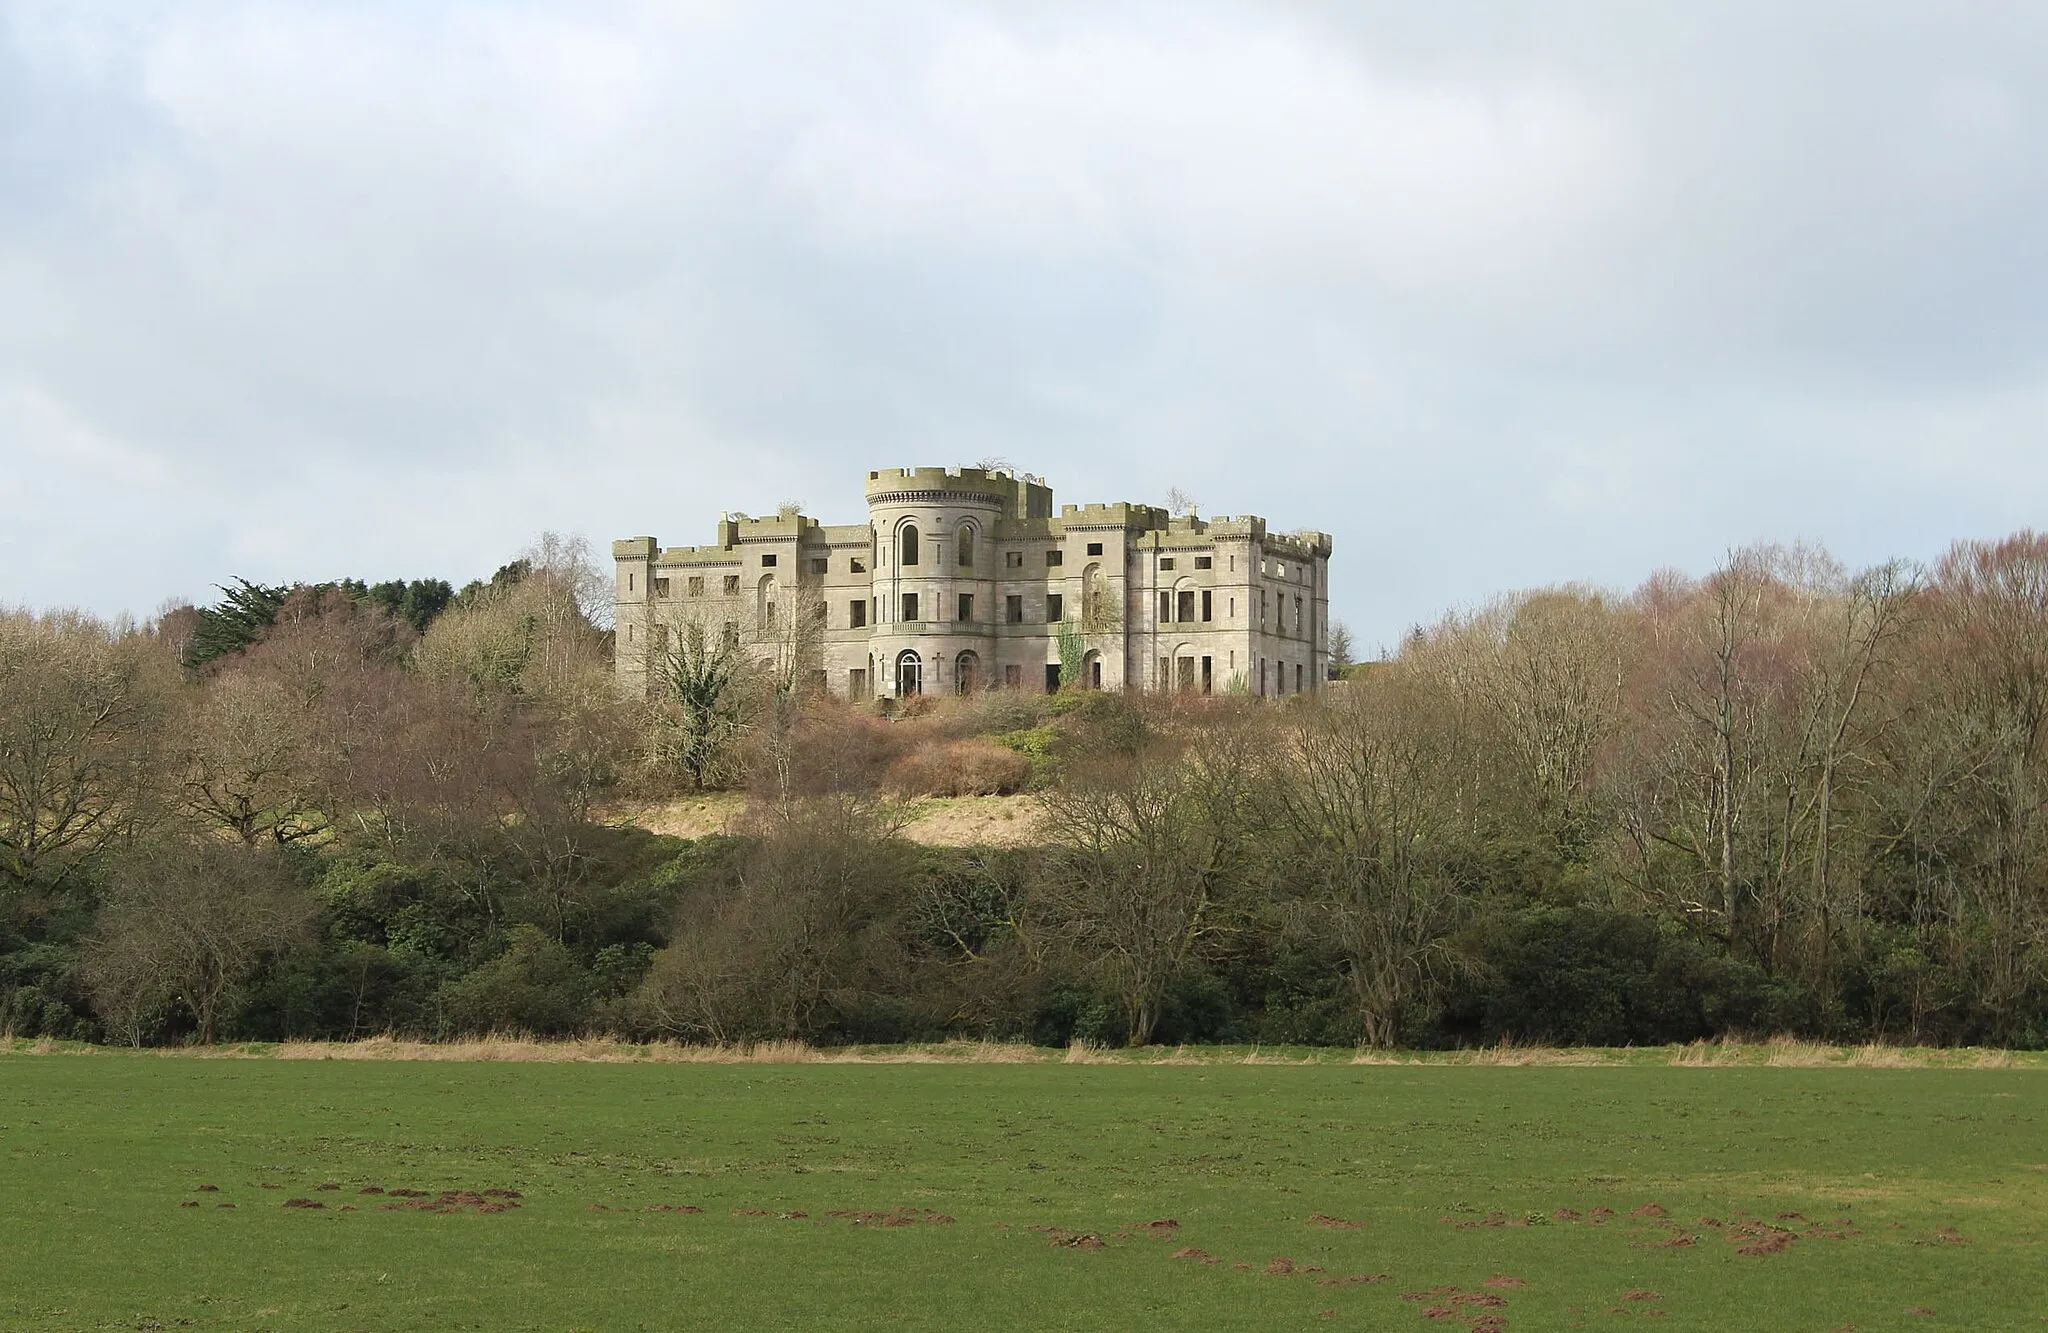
[0,610,169,894]
[1274,673,1469,1047]
[1035,716,1268,1044]
[82,840,315,1044]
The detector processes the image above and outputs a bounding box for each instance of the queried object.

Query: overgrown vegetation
[5,531,2048,1048]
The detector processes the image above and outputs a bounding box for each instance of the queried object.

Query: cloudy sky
[4,1,2046,650]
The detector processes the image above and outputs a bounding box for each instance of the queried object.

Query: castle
[613,466,1332,701]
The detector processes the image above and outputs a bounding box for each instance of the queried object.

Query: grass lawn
[0,1047,2041,1330]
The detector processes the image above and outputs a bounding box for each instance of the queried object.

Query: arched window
[900,523,920,566]
[956,523,975,569]
[954,650,981,695]
[896,649,923,697]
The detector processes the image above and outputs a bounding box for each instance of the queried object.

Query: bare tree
[1274,673,1468,1047]
[0,611,167,894]
[1036,717,1268,1044]
[173,667,326,846]
[82,840,315,1044]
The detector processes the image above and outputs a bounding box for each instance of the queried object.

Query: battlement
[1266,530,1334,560]
[718,511,820,542]
[615,463,1333,705]
[866,466,1054,520]
[1059,502,1169,529]
[865,466,1035,497]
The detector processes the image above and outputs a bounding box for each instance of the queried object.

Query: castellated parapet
[615,466,1332,702]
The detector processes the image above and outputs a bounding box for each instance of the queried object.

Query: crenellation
[617,465,1331,702]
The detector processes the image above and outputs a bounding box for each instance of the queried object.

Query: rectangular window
[1201,655,1212,694]
[1006,595,1024,624]
[687,576,704,597]
[654,577,670,598]
[1177,590,1195,622]
[849,599,867,628]
[653,623,668,650]
[1086,542,1103,556]
[1045,550,1063,566]
[851,559,866,573]
[810,602,828,624]
[761,554,777,567]
[957,593,974,622]
[1045,663,1062,694]
[627,573,634,591]
[902,593,919,622]
[849,668,868,700]
[1158,656,1169,688]
[1004,664,1022,689]
[1159,557,1175,571]
[1046,594,1064,623]
[1158,590,1172,622]
[1229,597,1235,619]
[1200,590,1211,622]
[723,575,740,596]
[1195,556,1212,570]
[811,558,829,575]
[1177,656,1195,691]
[1296,663,1304,693]
[1295,596,1304,632]
[1006,551,1023,569]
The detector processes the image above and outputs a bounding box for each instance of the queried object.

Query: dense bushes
[8,529,2048,1048]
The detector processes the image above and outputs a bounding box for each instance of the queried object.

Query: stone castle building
[613,466,1332,701]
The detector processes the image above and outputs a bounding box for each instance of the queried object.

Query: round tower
[864,466,1013,698]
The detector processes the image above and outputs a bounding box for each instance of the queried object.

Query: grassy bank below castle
[2,1050,2040,1330]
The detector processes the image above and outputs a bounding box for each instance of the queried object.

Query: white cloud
[3,1,2047,646]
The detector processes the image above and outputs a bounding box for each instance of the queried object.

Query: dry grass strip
[6,1034,2040,1067]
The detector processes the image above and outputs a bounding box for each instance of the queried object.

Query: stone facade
[613,466,1332,701]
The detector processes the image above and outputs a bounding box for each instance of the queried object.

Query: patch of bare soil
[1262,1257,1324,1276]
[378,1189,521,1215]
[812,1206,954,1227]
[1307,1213,1365,1229]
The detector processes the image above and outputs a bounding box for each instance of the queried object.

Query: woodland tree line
[3,531,2047,1048]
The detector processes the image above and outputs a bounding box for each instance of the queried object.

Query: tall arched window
[956,523,975,569]
[900,523,920,566]
[896,649,922,697]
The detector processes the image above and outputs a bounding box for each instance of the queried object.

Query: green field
[1,1050,2041,1331]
